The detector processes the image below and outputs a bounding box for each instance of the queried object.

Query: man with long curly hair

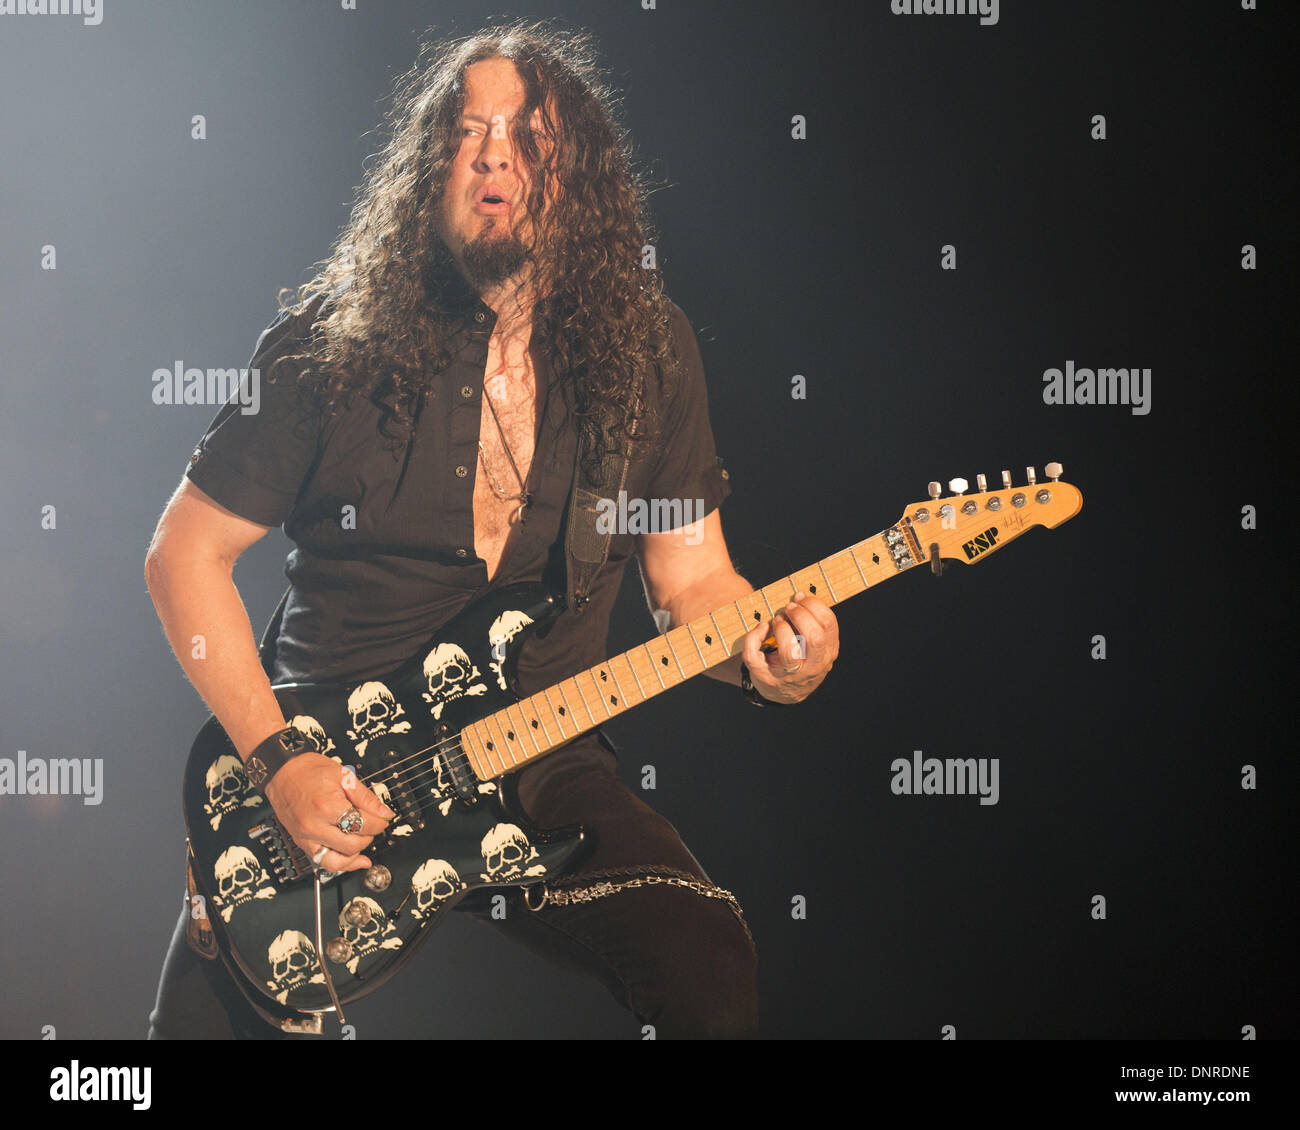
[145,20,838,1040]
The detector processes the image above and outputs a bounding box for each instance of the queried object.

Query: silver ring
[312,845,329,865]
[782,661,804,675]
[337,805,364,835]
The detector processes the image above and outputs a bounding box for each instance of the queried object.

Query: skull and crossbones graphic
[425,752,497,816]
[479,822,547,883]
[409,858,465,920]
[345,680,412,757]
[265,929,327,1004]
[210,845,277,923]
[420,642,488,720]
[286,714,339,760]
[487,610,535,690]
[202,753,264,831]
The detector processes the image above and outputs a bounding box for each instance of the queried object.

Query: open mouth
[477,183,510,206]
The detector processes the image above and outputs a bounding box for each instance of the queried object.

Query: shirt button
[455,465,468,478]
[474,311,486,324]
[456,548,468,558]
[721,468,730,480]
[461,385,474,399]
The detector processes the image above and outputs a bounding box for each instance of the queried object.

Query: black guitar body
[182,582,591,1017]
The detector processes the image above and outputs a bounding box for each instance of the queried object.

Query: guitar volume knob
[325,937,354,965]
[343,899,373,926]
[363,864,392,893]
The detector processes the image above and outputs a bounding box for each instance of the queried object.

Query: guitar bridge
[248,818,317,883]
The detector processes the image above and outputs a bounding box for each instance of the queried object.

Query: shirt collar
[437,266,495,326]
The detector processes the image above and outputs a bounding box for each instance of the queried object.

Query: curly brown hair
[273,18,677,477]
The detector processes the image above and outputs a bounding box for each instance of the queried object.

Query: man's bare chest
[473,339,546,581]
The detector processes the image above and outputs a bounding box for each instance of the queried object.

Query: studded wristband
[242,724,311,792]
[740,662,795,708]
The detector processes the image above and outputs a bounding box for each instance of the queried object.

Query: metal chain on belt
[524,868,755,951]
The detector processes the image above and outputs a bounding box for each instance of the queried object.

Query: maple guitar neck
[456,467,1083,781]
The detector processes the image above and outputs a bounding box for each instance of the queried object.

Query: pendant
[512,492,531,525]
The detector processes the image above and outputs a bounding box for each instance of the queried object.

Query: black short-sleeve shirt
[185,290,732,694]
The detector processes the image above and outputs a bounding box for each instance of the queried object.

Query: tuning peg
[928,481,942,500]
[1045,461,1062,482]
[1001,470,1012,489]
[1026,466,1037,486]
[948,477,968,495]
[976,474,988,493]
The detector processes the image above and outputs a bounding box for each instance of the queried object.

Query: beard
[460,221,530,290]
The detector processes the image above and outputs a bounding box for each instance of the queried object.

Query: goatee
[461,224,530,290]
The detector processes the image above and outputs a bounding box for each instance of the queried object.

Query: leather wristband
[242,724,311,792]
[740,661,795,708]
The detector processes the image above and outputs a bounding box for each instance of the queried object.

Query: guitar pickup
[377,751,428,832]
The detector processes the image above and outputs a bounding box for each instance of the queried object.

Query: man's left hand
[739,591,839,705]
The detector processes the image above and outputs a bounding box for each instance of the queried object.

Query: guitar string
[353,628,722,791]
[355,642,737,800]
[349,646,697,786]
[287,556,901,858]
[342,556,873,795]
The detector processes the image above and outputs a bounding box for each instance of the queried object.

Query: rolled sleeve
[641,303,733,529]
[185,304,325,528]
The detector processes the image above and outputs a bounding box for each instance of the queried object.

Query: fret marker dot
[609,695,617,705]
[507,731,514,740]
[661,656,668,665]
[809,584,816,594]
[753,611,761,621]
[531,720,538,729]
[704,634,712,645]
[872,554,879,564]
[486,741,494,751]
[558,706,566,715]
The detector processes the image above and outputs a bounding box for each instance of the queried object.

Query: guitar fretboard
[458,523,924,779]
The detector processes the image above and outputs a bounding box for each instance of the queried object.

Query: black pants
[147,736,758,1039]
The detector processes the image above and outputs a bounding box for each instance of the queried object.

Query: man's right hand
[263,753,397,873]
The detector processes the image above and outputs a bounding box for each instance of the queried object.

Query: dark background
[0,0,1294,1039]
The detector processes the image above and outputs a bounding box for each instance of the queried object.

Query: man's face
[436,56,554,292]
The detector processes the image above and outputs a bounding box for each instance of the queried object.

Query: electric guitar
[182,464,1082,1029]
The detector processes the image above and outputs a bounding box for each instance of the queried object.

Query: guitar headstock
[896,463,1082,567]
